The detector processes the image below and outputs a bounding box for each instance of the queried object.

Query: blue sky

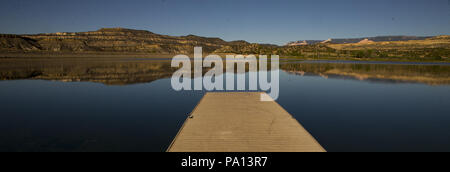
[0,0,449,45]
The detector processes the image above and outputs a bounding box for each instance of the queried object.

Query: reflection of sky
[1,70,450,151]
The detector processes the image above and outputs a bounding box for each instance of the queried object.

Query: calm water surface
[0,59,449,152]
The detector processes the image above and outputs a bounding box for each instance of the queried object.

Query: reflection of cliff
[0,58,176,85]
[0,58,273,85]
[2,58,450,86]
[281,63,450,85]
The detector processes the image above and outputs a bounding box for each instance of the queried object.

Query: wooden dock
[167,92,326,152]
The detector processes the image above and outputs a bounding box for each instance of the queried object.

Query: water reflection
[281,62,450,85]
[0,58,176,85]
[1,58,449,85]
[1,58,450,152]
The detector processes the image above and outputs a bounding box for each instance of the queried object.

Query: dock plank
[168,92,325,152]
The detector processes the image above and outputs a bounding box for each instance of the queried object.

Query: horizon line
[1,27,446,45]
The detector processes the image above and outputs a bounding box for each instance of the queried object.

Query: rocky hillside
[328,35,450,50]
[0,28,250,54]
[0,34,41,51]
[1,28,448,60]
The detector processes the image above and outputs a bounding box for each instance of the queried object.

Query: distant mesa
[357,38,375,44]
[286,36,432,45]
[287,40,308,46]
[287,39,332,46]
[429,35,450,40]
[98,27,130,32]
[97,27,154,33]
[321,39,332,44]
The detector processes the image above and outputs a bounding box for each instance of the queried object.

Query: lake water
[0,58,449,152]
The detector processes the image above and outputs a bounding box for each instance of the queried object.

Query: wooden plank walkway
[167,92,326,152]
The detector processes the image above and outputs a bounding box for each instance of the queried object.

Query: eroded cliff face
[0,34,41,51]
[1,28,250,54]
[1,28,449,60]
